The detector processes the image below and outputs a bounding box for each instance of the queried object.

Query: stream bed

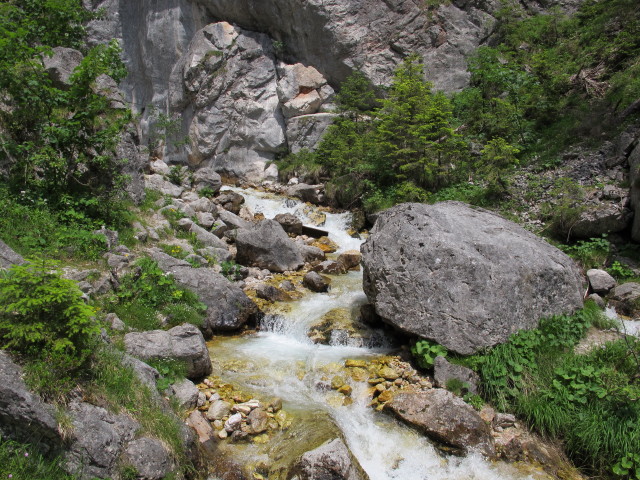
[206,187,546,480]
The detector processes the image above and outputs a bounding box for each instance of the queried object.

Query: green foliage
[0,0,131,226]
[148,358,188,392]
[0,436,76,480]
[561,236,611,269]
[0,188,109,260]
[539,178,587,240]
[463,393,484,411]
[613,453,640,479]
[0,261,99,365]
[411,339,448,369]
[106,257,206,330]
[467,301,640,477]
[220,260,243,281]
[476,138,520,197]
[608,261,636,281]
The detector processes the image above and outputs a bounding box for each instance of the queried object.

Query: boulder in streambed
[387,389,495,457]
[236,220,304,273]
[124,324,212,379]
[149,249,256,334]
[361,202,585,355]
[289,438,369,480]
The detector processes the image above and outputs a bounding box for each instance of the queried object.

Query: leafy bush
[561,236,611,268]
[0,261,99,365]
[411,339,448,369]
[106,257,205,330]
[466,301,640,478]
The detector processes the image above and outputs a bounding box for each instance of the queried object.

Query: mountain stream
[206,187,545,480]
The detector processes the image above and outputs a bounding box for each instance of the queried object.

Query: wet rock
[433,356,480,395]
[303,271,330,293]
[207,400,232,421]
[609,282,640,316]
[124,324,212,379]
[289,438,369,480]
[0,240,25,269]
[338,250,362,270]
[313,236,339,253]
[274,213,303,235]
[0,351,61,453]
[312,260,347,275]
[122,437,173,480]
[225,413,243,432]
[586,268,616,294]
[215,191,245,215]
[362,202,585,355]
[388,389,495,457]
[236,220,304,272]
[299,244,326,263]
[255,283,291,302]
[171,378,200,410]
[186,411,216,451]
[247,408,269,434]
[287,183,324,204]
[150,249,256,334]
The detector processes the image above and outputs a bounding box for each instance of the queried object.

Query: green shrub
[561,236,611,268]
[410,339,448,369]
[466,302,640,478]
[147,358,188,392]
[106,257,206,330]
[0,261,99,365]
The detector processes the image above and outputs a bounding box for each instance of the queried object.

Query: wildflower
[24,452,28,457]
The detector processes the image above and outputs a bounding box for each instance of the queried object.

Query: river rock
[207,400,232,421]
[299,244,326,263]
[586,269,616,294]
[0,240,25,269]
[150,249,256,334]
[609,282,640,315]
[124,324,212,379]
[388,389,495,457]
[255,283,291,302]
[361,202,585,355]
[338,250,362,270]
[289,438,368,480]
[122,437,173,480]
[312,260,347,275]
[433,356,480,395]
[274,213,303,235]
[186,411,216,453]
[303,271,330,293]
[171,378,200,410]
[0,351,61,452]
[247,408,269,434]
[236,220,304,272]
[215,191,245,215]
[287,183,324,204]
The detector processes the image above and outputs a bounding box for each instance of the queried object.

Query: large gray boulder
[65,402,140,480]
[236,220,304,272]
[289,438,369,480]
[149,249,257,334]
[361,202,585,355]
[124,324,212,379]
[0,240,25,269]
[42,47,83,88]
[387,389,495,457]
[0,351,61,452]
[121,437,174,480]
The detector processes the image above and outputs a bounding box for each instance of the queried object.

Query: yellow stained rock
[338,385,353,396]
[331,376,346,390]
[345,359,367,368]
[377,390,394,403]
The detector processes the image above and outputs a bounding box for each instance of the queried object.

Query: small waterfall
[208,186,540,480]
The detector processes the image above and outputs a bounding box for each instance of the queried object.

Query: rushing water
[209,187,544,480]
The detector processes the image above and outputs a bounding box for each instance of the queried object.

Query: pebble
[224,413,243,432]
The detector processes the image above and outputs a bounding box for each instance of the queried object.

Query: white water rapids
[208,187,543,480]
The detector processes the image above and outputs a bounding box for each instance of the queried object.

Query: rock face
[236,220,304,272]
[361,202,585,355]
[289,438,369,480]
[65,402,140,480]
[0,240,25,269]
[150,249,256,334]
[388,389,495,457]
[0,351,61,452]
[121,437,174,480]
[124,324,212,379]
